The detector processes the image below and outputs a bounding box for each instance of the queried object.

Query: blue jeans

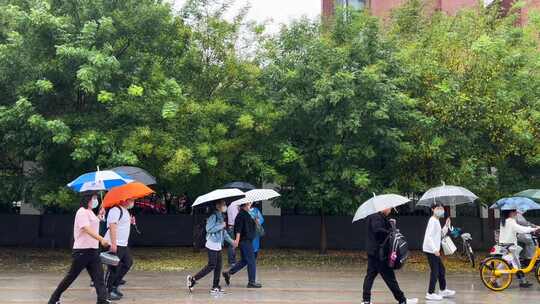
[229,240,256,283]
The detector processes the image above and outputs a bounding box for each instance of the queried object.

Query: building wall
[322,0,335,19]
[323,0,539,22]
[518,0,540,24]
[439,0,480,15]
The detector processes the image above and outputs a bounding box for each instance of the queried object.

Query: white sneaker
[426,293,443,301]
[406,298,419,304]
[439,289,456,298]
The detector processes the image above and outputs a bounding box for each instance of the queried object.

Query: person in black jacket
[362,208,418,304]
[222,202,262,288]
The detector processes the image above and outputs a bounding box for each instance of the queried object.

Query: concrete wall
[1,214,531,250]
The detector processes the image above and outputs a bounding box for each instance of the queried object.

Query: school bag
[387,220,409,270]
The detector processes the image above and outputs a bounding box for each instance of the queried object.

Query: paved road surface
[1,269,539,303]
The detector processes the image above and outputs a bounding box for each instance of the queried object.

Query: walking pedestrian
[362,208,417,304]
[226,204,239,266]
[104,199,135,300]
[186,200,234,294]
[422,202,455,301]
[222,202,262,288]
[48,193,110,304]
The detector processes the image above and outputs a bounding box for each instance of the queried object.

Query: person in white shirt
[422,202,455,301]
[104,199,135,300]
[226,205,240,266]
[498,209,540,288]
[515,208,539,265]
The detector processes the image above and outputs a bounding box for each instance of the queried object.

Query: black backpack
[386,220,409,270]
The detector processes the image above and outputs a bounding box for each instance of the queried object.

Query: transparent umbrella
[352,193,410,222]
[417,182,478,207]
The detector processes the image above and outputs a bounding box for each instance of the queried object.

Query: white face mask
[434,208,445,218]
[220,205,227,213]
[90,197,99,209]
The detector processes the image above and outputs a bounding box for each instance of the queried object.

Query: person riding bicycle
[499,209,540,288]
[515,208,539,266]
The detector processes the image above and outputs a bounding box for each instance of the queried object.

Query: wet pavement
[2,268,540,303]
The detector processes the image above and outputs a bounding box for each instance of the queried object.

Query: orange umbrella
[102,182,155,208]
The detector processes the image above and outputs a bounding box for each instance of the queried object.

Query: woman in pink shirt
[48,193,111,304]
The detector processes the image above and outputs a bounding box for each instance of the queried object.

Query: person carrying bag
[422,202,456,301]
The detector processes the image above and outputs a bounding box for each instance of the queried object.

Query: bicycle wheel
[480,257,513,291]
[535,263,540,284]
[465,242,475,268]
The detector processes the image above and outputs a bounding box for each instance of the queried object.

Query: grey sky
[173,0,321,32]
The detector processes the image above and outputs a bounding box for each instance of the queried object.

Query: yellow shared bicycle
[480,233,540,291]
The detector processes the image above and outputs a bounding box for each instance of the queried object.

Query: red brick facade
[322,0,539,23]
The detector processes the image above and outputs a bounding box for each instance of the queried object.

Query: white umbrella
[230,189,280,207]
[192,188,245,208]
[417,182,478,207]
[352,194,410,222]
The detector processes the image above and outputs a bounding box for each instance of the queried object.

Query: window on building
[336,0,366,10]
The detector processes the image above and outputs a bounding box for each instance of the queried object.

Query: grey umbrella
[111,166,157,185]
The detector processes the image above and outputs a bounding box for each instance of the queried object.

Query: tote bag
[441,236,457,255]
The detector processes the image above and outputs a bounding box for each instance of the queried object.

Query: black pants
[362,255,406,303]
[49,249,107,304]
[105,246,133,291]
[426,253,446,293]
[194,249,222,288]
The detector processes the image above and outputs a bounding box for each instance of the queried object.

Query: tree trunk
[319,209,327,255]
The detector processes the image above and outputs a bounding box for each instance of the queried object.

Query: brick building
[322,0,540,24]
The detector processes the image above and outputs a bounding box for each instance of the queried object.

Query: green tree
[262,10,418,253]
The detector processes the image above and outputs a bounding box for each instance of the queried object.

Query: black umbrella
[111,166,157,185]
[223,181,256,192]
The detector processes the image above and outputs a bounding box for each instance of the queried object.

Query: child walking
[187,200,235,294]
[422,202,455,301]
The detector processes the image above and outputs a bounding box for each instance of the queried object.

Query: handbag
[441,236,457,255]
[255,221,265,237]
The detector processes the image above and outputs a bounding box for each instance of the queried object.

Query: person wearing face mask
[222,202,262,289]
[422,202,455,301]
[187,200,234,294]
[48,193,110,304]
[104,199,135,300]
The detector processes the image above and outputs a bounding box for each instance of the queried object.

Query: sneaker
[108,290,122,301]
[361,302,373,304]
[404,298,419,304]
[210,286,226,294]
[97,300,112,304]
[187,275,196,292]
[519,281,533,288]
[426,293,443,301]
[111,287,123,297]
[247,282,262,288]
[222,271,231,286]
[439,289,456,298]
